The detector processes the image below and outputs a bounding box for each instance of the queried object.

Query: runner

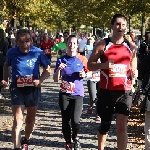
[87,14,137,150]
[137,48,150,150]
[36,29,44,47]
[53,35,87,150]
[85,37,95,54]
[0,29,8,98]
[52,35,67,59]
[78,33,87,56]
[1,29,51,150]
[86,50,101,121]
[39,33,54,64]
[63,31,69,44]
[53,32,60,44]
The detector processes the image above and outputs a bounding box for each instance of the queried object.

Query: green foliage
[1,0,150,31]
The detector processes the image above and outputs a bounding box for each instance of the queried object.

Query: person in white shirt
[85,37,95,54]
[10,31,16,48]
[78,33,87,56]
[86,51,101,121]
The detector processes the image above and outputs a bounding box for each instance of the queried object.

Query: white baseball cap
[59,33,63,36]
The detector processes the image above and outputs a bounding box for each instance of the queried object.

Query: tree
[1,0,150,33]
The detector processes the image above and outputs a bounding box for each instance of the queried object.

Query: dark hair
[67,35,78,44]
[16,29,31,40]
[111,14,127,25]
[43,33,48,39]
[9,30,15,35]
[87,38,92,44]
[0,29,4,42]
[43,33,48,36]
[63,31,69,35]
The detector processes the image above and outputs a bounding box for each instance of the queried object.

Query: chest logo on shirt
[27,59,36,67]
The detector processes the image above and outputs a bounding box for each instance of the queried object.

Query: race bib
[44,49,51,54]
[92,71,100,80]
[16,75,34,87]
[60,81,75,93]
[109,64,127,77]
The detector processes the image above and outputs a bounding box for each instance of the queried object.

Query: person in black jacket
[137,51,150,149]
[138,32,150,62]
[0,29,8,98]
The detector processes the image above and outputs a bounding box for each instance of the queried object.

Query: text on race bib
[60,81,75,93]
[109,64,127,77]
[16,75,34,87]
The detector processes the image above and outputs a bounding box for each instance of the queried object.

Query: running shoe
[95,115,101,121]
[87,107,93,114]
[21,137,29,150]
[0,93,3,99]
[66,141,72,150]
[74,137,81,150]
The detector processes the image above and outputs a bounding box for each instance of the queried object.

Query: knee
[98,120,111,135]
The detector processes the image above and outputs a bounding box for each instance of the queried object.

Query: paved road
[0,59,145,150]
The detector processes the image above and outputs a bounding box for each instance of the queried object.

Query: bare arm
[53,63,66,82]
[87,40,114,71]
[40,65,51,83]
[130,42,137,78]
[33,65,51,87]
[3,62,9,82]
[53,68,61,82]
[1,62,9,88]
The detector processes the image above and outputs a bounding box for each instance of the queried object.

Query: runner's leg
[87,80,97,107]
[12,105,24,148]
[25,106,38,139]
[145,111,150,149]
[59,94,72,142]
[116,114,128,150]
[71,96,83,141]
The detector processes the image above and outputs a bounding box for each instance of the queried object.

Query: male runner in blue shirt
[1,29,51,150]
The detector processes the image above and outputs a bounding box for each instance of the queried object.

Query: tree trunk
[141,14,146,37]
[129,16,132,33]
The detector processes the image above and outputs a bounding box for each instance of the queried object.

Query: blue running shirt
[6,46,50,83]
[54,55,84,97]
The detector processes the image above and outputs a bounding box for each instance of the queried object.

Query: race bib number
[92,71,100,80]
[60,81,75,93]
[44,49,51,54]
[109,64,127,77]
[16,75,34,87]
